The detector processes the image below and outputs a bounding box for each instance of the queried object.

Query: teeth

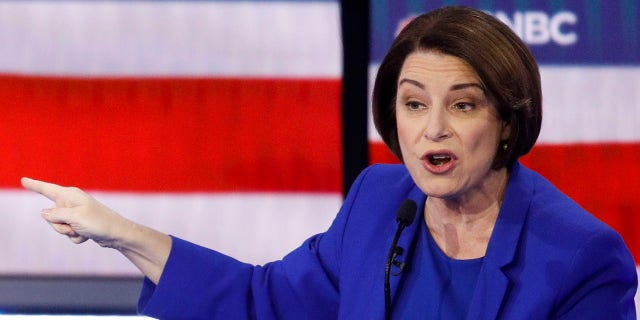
[429,154,451,166]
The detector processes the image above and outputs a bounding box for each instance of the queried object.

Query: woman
[22,6,636,319]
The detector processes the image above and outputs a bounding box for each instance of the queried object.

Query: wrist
[102,214,138,251]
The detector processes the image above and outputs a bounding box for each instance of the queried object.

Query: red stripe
[370,141,640,261]
[369,143,400,164]
[0,75,342,192]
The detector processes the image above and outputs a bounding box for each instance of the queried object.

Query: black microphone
[384,199,417,320]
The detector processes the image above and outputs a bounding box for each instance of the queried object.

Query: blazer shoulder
[362,163,410,178]
[500,165,636,318]
[339,164,421,229]
[519,165,635,278]
[516,165,611,236]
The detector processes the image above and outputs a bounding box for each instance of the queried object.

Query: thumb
[41,207,74,225]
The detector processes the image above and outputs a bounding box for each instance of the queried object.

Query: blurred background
[0,0,637,317]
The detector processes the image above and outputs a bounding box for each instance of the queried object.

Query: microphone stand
[384,200,417,320]
[384,224,408,320]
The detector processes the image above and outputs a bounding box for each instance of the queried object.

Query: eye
[405,101,425,111]
[452,102,474,112]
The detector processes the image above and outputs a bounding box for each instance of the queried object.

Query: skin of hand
[20,177,171,283]
[20,177,128,248]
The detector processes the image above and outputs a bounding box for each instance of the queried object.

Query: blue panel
[371,0,640,65]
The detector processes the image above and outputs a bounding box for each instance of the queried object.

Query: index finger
[21,177,65,202]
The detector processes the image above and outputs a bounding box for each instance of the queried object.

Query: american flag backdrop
[0,0,639,316]
[0,0,342,275]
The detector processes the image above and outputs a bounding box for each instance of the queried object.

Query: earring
[502,143,508,150]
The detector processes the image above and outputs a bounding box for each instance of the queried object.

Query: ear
[500,120,511,140]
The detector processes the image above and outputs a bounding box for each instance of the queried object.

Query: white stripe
[0,1,341,77]
[368,64,640,144]
[538,66,640,144]
[0,190,340,275]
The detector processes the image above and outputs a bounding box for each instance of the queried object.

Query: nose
[423,107,451,141]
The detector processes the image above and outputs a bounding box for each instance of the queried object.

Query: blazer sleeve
[137,165,376,319]
[553,228,637,319]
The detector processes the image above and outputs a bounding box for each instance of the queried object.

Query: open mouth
[427,154,453,166]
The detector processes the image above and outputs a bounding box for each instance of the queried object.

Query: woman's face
[396,51,509,202]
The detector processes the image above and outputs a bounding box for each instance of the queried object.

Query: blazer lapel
[467,163,533,319]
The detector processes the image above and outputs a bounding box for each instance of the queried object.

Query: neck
[424,167,508,259]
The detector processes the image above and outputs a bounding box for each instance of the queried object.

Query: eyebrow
[450,82,485,92]
[398,78,485,92]
[398,78,425,89]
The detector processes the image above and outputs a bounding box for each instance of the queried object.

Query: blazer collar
[467,162,534,319]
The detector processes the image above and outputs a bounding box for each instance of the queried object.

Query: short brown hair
[372,6,542,169]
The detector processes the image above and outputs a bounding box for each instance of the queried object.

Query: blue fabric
[138,163,638,319]
[394,219,483,319]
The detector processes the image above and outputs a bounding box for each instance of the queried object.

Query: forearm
[112,219,172,284]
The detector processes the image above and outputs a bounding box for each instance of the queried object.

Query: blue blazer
[138,163,637,319]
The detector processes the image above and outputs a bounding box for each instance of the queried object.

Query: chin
[418,183,458,199]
